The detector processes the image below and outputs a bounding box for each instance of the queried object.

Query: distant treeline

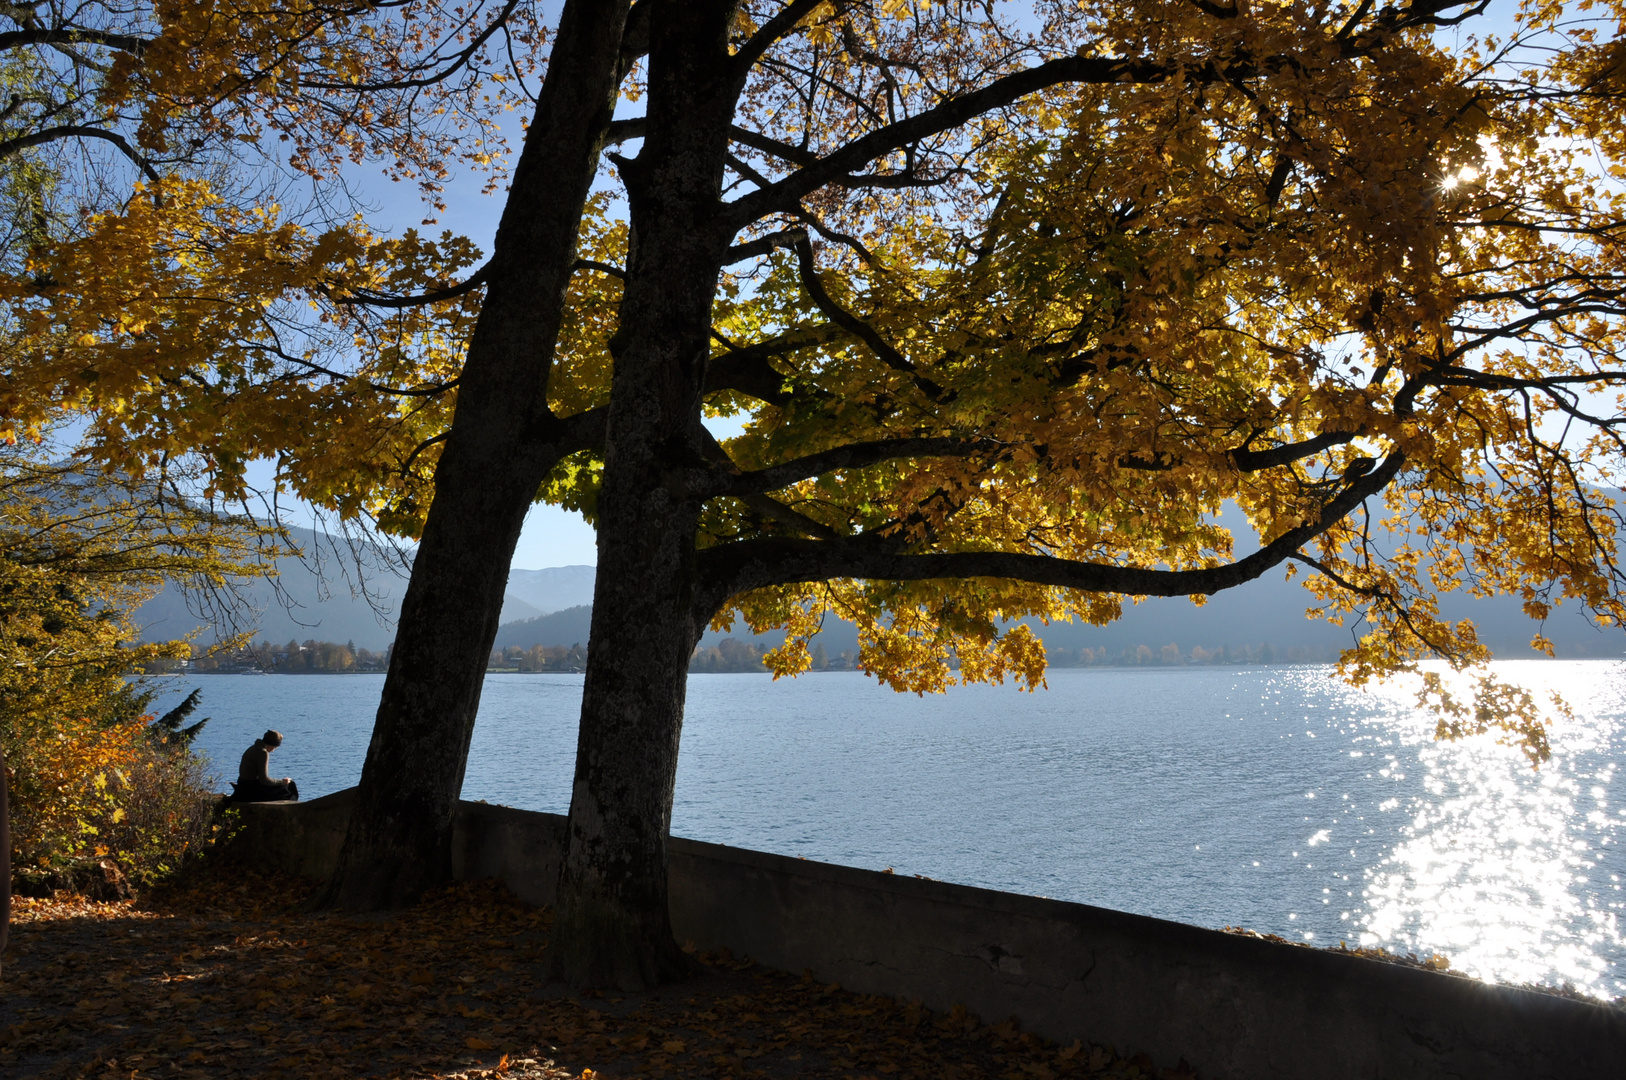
[688,639,1343,673]
[1048,641,1343,666]
[145,639,391,674]
[483,637,1348,676]
[690,638,773,673]
[799,640,1341,672]
[489,643,588,672]
[490,639,778,674]
[148,634,1342,678]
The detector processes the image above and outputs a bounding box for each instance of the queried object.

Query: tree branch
[574,257,626,279]
[1231,430,1357,471]
[0,28,148,53]
[605,117,647,145]
[619,0,652,80]
[697,451,1405,619]
[722,1,1470,231]
[550,405,609,456]
[705,324,834,405]
[729,124,820,167]
[731,0,834,76]
[300,0,524,92]
[725,53,1168,228]
[725,227,805,264]
[724,436,1001,496]
[332,261,493,308]
[692,424,841,539]
[742,493,842,539]
[791,234,939,384]
[0,124,159,183]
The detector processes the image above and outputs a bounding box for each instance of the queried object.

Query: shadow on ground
[0,867,1182,1080]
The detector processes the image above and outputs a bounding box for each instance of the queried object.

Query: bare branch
[730,124,820,167]
[0,124,159,184]
[301,0,524,92]
[0,29,148,54]
[605,117,647,145]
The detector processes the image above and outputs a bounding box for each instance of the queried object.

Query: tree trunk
[319,0,631,910]
[2,739,11,974]
[547,504,705,988]
[548,0,739,989]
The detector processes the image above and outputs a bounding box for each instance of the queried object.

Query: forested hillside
[146,552,1622,664]
[491,606,595,653]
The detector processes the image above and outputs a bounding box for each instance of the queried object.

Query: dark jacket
[238,742,272,786]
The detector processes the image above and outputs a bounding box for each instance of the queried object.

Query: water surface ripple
[169,661,1625,997]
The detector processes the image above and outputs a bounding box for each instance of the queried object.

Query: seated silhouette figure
[230,730,300,803]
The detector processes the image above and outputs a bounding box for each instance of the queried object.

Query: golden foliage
[0,441,265,735]
[0,441,258,876]
[6,712,142,870]
[6,0,1626,761]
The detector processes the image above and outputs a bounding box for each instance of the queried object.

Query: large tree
[4,0,1626,987]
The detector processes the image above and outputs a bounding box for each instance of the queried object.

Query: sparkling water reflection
[1336,662,1623,994]
[168,660,1625,998]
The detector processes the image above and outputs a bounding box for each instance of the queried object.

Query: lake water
[157,661,1626,1000]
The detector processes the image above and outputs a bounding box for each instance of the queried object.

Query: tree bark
[2,740,11,975]
[547,0,740,989]
[318,0,631,910]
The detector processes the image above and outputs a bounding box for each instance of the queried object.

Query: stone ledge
[230,789,1626,1080]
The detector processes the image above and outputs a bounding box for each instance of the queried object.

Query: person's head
[261,729,284,750]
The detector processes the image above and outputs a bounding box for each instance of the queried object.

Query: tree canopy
[3,0,1626,983]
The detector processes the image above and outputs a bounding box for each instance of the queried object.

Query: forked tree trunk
[319,0,631,910]
[547,0,738,990]
[2,740,11,973]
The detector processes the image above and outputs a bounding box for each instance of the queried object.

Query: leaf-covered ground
[1,869,1191,1080]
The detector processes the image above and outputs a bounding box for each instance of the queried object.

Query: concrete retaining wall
[232,789,1626,1079]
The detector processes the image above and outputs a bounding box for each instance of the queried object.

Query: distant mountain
[135,525,407,651]
[140,541,1624,661]
[504,566,597,615]
[499,594,545,624]
[138,540,596,652]
[484,571,1621,662]
[1025,572,1620,660]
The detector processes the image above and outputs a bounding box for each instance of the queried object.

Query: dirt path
[0,869,1184,1080]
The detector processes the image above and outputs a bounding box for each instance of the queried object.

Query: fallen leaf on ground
[2,864,1156,1079]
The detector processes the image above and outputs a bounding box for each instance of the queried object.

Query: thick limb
[318,0,633,910]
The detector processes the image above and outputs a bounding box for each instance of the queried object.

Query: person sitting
[230,730,300,803]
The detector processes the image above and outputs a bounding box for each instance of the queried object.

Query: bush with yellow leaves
[5,710,223,885]
[1,438,265,889]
